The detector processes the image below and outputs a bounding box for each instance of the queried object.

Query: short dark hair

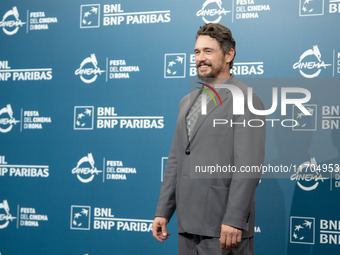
[196,23,236,68]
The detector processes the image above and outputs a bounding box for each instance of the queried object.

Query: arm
[220,93,266,249]
[153,101,182,242]
[155,130,178,220]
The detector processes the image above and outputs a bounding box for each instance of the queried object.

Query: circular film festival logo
[72,153,102,183]
[290,157,328,191]
[0,6,26,35]
[75,54,105,84]
[293,45,331,78]
[0,104,20,133]
[0,200,16,229]
[196,0,230,23]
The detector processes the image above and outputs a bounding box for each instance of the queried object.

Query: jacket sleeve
[222,92,266,231]
[155,104,182,221]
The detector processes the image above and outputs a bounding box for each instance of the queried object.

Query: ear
[224,48,235,64]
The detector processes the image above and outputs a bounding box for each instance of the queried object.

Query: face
[194,35,234,82]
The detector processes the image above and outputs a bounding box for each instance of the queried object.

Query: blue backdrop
[1,0,340,254]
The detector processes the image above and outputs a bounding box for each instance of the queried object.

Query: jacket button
[185,149,190,155]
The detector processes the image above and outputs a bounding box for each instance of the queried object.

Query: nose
[195,52,207,64]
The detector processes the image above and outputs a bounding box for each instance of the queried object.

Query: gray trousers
[178,233,254,255]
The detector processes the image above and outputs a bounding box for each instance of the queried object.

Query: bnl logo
[70,205,91,230]
[80,4,100,28]
[74,106,94,130]
[292,105,340,131]
[321,106,340,130]
[290,216,315,244]
[299,0,324,16]
[292,105,317,131]
[164,53,186,78]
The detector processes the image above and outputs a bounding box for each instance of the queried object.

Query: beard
[197,61,224,83]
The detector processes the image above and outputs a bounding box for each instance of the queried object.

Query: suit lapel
[178,89,201,143]
[189,88,231,142]
[188,75,238,142]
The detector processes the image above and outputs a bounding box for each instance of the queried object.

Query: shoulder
[227,76,250,95]
[178,89,199,108]
[231,76,263,102]
[227,76,264,110]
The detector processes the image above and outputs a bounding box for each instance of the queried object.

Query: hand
[219,224,242,250]
[152,217,170,243]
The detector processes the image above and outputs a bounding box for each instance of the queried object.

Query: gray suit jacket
[156,76,266,238]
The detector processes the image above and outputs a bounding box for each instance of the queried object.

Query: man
[152,23,265,255]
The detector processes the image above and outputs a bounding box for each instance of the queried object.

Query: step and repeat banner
[1,0,340,254]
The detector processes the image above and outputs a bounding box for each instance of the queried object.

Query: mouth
[197,64,211,72]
